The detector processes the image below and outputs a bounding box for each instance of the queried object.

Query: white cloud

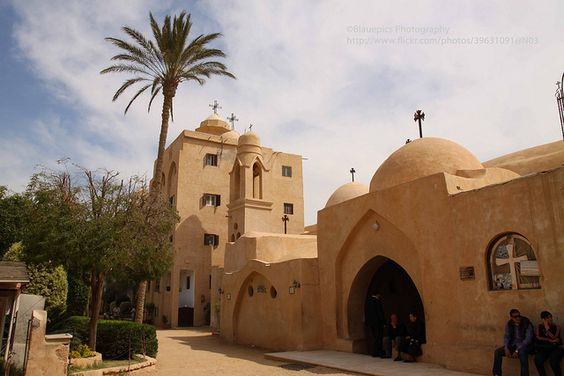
[3,0,564,224]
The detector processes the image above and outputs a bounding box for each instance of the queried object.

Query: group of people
[366,294,564,374]
[493,308,563,376]
[365,294,425,362]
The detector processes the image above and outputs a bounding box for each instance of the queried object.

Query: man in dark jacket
[493,308,534,376]
[365,293,385,357]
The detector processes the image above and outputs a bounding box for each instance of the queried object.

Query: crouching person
[382,313,406,360]
[492,308,534,376]
[399,311,425,363]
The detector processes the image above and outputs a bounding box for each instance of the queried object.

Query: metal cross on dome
[227,113,239,130]
[350,168,356,182]
[209,100,222,115]
[414,109,425,138]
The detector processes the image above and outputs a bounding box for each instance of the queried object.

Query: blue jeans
[493,346,529,376]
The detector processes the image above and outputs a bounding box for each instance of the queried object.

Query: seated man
[382,313,406,360]
[399,311,425,363]
[534,311,563,376]
[492,308,534,376]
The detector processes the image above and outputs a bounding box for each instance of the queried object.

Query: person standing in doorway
[492,308,534,376]
[365,293,385,357]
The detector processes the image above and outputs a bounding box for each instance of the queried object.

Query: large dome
[370,137,483,192]
[325,182,369,207]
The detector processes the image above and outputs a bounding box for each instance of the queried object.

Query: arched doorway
[348,256,425,354]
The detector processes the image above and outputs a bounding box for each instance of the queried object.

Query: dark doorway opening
[366,259,424,326]
[178,307,194,327]
[348,257,425,354]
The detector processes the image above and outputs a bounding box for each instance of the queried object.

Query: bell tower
[227,131,273,240]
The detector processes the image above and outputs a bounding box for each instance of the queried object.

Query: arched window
[488,233,540,290]
[252,162,262,199]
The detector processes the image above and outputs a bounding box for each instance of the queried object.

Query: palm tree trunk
[140,85,177,326]
[134,281,147,324]
[152,85,176,192]
[88,271,105,351]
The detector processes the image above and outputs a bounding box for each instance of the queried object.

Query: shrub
[55,316,157,359]
[76,344,94,357]
[70,351,81,359]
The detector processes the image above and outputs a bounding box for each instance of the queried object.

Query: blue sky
[0,0,563,225]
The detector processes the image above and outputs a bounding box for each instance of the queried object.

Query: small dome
[325,182,369,207]
[195,113,231,135]
[370,137,483,192]
[221,130,240,142]
[238,131,261,147]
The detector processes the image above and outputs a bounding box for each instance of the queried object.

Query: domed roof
[221,130,240,142]
[370,137,483,192]
[195,113,231,135]
[325,182,369,207]
[238,131,261,147]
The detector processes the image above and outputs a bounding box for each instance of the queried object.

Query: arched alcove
[252,162,262,199]
[348,256,425,354]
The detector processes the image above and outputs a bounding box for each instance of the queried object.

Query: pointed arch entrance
[347,256,425,354]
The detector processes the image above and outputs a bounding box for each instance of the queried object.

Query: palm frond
[112,77,148,101]
[124,84,151,114]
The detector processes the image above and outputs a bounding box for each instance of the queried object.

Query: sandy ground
[134,327,358,376]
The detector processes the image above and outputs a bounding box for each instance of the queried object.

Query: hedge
[53,316,157,359]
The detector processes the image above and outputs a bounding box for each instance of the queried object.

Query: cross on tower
[209,100,222,115]
[249,123,253,131]
[350,168,356,182]
[495,238,528,289]
[413,109,425,138]
[282,214,290,234]
[227,113,239,130]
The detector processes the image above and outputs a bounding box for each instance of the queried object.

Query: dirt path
[135,328,358,376]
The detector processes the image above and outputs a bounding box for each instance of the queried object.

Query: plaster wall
[147,126,306,328]
[220,258,322,351]
[317,166,564,375]
[26,310,70,376]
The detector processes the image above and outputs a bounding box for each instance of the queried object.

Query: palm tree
[102,11,235,191]
[102,11,235,323]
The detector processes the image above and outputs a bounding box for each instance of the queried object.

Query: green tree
[3,242,68,319]
[0,186,30,256]
[23,165,177,348]
[122,186,178,323]
[101,11,235,192]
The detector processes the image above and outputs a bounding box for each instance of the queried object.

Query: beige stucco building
[146,113,304,327]
[147,109,563,374]
[217,137,564,375]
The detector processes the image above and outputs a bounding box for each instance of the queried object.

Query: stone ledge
[71,355,156,376]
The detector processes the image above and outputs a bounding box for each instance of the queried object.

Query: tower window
[282,165,292,177]
[204,233,219,246]
[202,193,221,207]
[205,153,218,166]
[284,203,294,215]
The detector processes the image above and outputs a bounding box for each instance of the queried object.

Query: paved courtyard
[134,328,482,376]
[135,328,357,376]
